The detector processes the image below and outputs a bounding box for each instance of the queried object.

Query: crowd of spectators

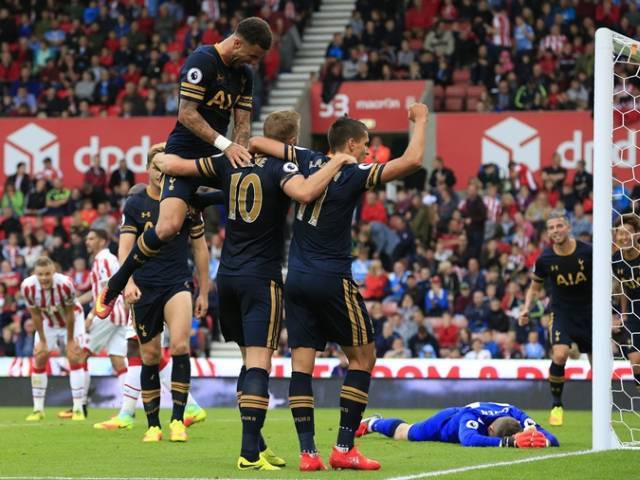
[0,0,314,119]
[320,0,630,111]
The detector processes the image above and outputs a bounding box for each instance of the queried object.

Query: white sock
[31,371,47,412]
[83,366,90,406]
[119,364,141,416]
[69,368,85,412]
[117,367,128,392]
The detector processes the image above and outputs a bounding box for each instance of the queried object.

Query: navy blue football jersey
[120,187,205,287]
[165,45,254,158]
[613,250,640,305]
[205,154,299,279]
[532,240,592,306]
[285,147,385,276]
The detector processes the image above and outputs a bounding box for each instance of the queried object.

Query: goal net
[594,28,640,450]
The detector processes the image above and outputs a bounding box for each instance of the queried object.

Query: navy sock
[240,368,269,462]
[237,365,267,452]
[106,228,166,301]
[289,371,316,454]
[549,362,565,407]
[634,371,640,394]
[337,369,371,450]
[141,363,160,428]
[170,354,190,422]
[371,418,405,438]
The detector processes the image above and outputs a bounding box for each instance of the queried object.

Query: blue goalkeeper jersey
[409,402,559,447]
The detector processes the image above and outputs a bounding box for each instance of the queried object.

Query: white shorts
[35,310,88,352]
[87,318,127,357]
[125,325,137,340]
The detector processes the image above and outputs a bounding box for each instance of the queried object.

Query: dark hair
[327,117,368,152]
[236,17,272,50]
[490,417,522,437]
[89,228,109,242]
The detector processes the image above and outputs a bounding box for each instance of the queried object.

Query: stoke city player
[22,257,88,421]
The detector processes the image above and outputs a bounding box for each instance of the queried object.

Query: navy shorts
[217,274,283,349]
[549,304,592,353]
[131,281,193,344]
[285,270,374,351]
[160,174,220,204]
[622,313,640,353]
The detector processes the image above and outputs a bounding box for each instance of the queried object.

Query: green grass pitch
[0,407,636,479]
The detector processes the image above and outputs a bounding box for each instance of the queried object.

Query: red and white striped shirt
[90,249,127,326]
[492,13,511,47]
[21,273,81,328]
[483,194,502,223]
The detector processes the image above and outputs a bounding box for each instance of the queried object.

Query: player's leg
[98,179,192,317]
[358,415,411,440]
[140,334,163,442]
[27,329,50,421]
[325,277,379,470]
[630,350,640,394]
[236,278,284,469]
[284,272,326,471]
[94,335,140,430]
[549,343,570,425]
[67,313,88,420]
[164,290,192,442]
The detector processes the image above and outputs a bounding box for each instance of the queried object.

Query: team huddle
[21,16,622,472]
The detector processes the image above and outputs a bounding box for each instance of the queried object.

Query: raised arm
[379,104,428,183]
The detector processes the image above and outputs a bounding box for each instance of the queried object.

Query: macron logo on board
[482,117,540,172]
[4,123,59,175]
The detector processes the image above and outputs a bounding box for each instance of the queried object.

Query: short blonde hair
[263,111,300,142]
[147,142,166,168]
[34,256,53,269]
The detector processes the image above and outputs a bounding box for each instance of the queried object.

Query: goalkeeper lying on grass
[356,402,559,448]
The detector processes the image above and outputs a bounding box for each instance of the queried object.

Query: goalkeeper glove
[501,430,549,448]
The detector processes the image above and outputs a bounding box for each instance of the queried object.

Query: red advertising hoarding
[310,81,427,133]
[0,117,177,189]
[435,111,619,188]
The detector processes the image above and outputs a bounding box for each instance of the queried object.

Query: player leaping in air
[94,17,272,319]
[355,402,559,448]
[519,209,592,426]
[154,111,357,470]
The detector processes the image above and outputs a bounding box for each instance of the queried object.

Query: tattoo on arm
[233,109,251,147]
[179,99,221,145]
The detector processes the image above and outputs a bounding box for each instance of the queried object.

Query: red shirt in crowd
[0,270,21,296]
[435,323,459,349]
[361,200,388,224]
[363,273,388,300]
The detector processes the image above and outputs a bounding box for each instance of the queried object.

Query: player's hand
[154,154,182,176]
[194,293,208,319]
[329,152,357,166]
[503,430,549,448]
[518,308,530,326]
[124,279,141,305]
[224,143,252,168]
[408,103,429,123]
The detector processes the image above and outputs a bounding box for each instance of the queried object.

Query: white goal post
[593,27,639,451]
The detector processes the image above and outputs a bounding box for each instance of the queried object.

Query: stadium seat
[466,85,485,99]
[466,97,479,111]
[432,85,445,111]
[42,216,57,234]
[445,85,466,98]
[89,105,103,116]
[452,69,471,85]
[107,105,122,116]
[444,97,464,111]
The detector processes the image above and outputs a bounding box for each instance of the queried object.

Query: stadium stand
[0,0,607,362]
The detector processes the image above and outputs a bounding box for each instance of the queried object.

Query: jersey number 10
[229,173,262,223]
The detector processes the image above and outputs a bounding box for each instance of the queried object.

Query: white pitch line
[384,449,595,480]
